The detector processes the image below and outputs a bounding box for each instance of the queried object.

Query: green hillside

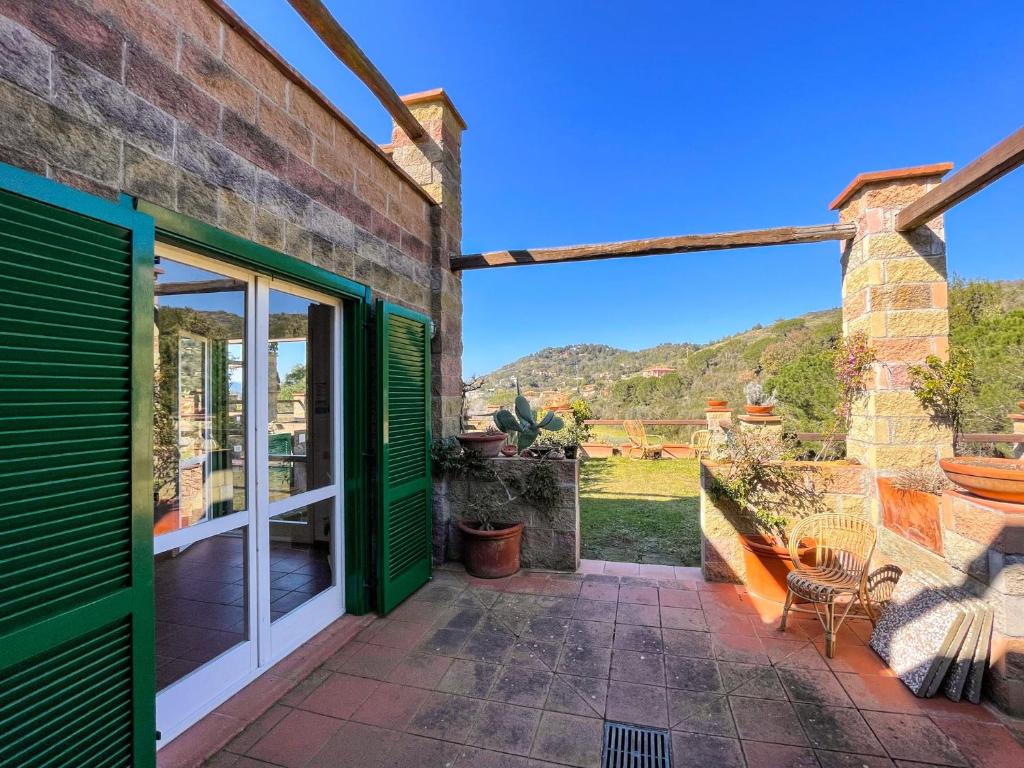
[475,279,1024,435]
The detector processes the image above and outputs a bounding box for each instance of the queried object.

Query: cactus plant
[494,394,565,451]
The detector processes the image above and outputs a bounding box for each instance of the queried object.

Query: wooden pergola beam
[453,223,857,271]
[286,0,425,141]
[896,126,1024,231]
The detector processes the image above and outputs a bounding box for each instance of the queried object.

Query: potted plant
[707,398,728,408]
[493,390,565,453]
[456,425,507,458]
[743,382,778,416]
[877,467,951,554]
[708,426,821,602]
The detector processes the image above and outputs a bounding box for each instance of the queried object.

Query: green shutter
[377,301,432,614]
[0,165,155,768]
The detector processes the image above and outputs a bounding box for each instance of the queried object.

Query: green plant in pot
[493,392,565,454]
[708,426,826,602]
[743,381,778,416]
[432,438,563,578]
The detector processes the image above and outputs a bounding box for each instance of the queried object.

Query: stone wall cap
[829,162,954,211]
[401,88,468,131]
[738,414,783,424]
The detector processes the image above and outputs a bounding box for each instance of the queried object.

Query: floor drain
[601,721,671,768]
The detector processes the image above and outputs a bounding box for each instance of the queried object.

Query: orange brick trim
[401,88,468,130]
[829,162,954,211]
[202,0,438,206]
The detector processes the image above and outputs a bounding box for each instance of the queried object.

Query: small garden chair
[690,429,712,460]
[622,419,662,459]
[778,512,877,658]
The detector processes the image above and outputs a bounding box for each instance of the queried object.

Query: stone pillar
[832,164,955,523]
[1012,412,1023,459]
[738,413,783,438]
[705,406,732,431]
[389,89,467,437]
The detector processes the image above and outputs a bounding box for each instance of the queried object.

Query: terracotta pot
[707,399,728,408]
[456,431,506,458]
[458,520,524,578]
[744,405,775,416]
[877,478,943,554]
[739,534,813,603]
[499,444,519,457]
[581,442,614,458]
[939,457,1024,504]
[1018,400,1024,412]
[661,443,695,459]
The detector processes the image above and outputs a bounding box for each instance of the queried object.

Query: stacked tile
[869,572,992,701]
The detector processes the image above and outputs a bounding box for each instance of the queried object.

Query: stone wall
[699,460,869,583]
[0,0,464,434]
[435,458,581,572]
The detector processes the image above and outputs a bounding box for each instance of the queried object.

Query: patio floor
[192,562,1023,768]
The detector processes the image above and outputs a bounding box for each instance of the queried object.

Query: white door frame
[153,244,346,747]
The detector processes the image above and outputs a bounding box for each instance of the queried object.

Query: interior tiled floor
[203,564,1024,768]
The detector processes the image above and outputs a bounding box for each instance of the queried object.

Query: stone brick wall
[0,0,463,433]
[699,460,869,583]
[435,458,581,572]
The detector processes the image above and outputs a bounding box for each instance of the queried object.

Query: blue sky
[229,1,1024,376]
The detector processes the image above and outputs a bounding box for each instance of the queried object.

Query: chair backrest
[623,419,647,448]
[788,513,876,577]
[691,430,712,455]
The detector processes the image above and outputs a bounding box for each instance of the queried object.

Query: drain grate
[602,721,671,768]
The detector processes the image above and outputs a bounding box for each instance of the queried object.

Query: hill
[472,278,1024,434]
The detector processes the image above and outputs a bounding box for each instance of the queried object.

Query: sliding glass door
[153,245,344,744]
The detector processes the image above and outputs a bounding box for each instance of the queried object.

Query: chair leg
[779,589,795,631]
[860,588,878,626]
[823,602,837,658]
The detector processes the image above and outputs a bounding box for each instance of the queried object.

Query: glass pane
[269,501,334,622]
[268,290,334,501]
[155,529,248,691]
[153,258,246,535]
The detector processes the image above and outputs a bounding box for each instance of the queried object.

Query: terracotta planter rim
[744,404,775,415]
[738,532,812,557]
[457,432,506,443]
[707,399,728,407]
[458,520,524,540]
[940,456,1024,481]
[876,476,942,499]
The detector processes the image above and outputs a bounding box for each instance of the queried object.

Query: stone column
[738,413,783,438]
[832,164,955,523]
[389,89,467,437]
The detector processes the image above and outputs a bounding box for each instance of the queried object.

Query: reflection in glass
[268,290,333,501]
[153,258,246,535]
[155,530,247,690]
[269,502,334,621]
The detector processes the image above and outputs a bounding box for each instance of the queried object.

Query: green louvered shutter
[0,165,155,768]
[377,301,432,613]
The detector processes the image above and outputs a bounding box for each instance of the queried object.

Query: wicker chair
[778,513,877,657]
[622,419,662,459]
[690,429,712,460]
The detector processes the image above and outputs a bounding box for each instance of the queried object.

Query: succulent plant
[744,381,778,406]
[494,395,565,451]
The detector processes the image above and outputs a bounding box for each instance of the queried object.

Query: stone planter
[458,520,524,578]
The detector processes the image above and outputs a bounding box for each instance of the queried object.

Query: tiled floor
[200,564,1024,768]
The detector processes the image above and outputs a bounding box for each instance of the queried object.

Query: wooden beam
[896,126,1024,231]
[453,223,857,271]
[156,279,245,296]
[286,0,425,141]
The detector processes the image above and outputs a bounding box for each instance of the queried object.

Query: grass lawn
[579,456,701,566]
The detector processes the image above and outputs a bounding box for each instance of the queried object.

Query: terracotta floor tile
[614,624,665,654]
[615,602,661,627]
[349,676,426,725]
[453,746,531,767]
[606,681,668,728]
[578,558,605,575]
[668,690,736,736]
[604,561,640,576]
[660,628,712,658]
[815,751,895,768]
[523,616,571,643]
[778,666,854,707]
[407,692,482,743]
[510,639,562,671]
[386,732,462,768]
[670,732,744,768]
[665,655,723,692]
[659,606,707,631]
[618,585,659,605]
[674,565,703,581]
[579,581,618,602]
[928,716,1024,768]
[335,642,407,680]
[658,588,702,609]
[861,711,969,766]
[566,619,614,648]
[385,651,453,689]
[468,701,542,756]
[459,630,516,664]
[729,697,809,747]
[703,608,758,635]
[610,649,665,686]
[297,673,379,719]
[530,711,604,767]
[305,721,393,768]
[817,640,894,676]
[741,740,819,768]
[712,631,769,665]
[533,596,579,617]
[794,703,886,755]
[223,704,292,755]
[835,673,922,714]
[556,645,611,678]
[638,563,677,579]
[544,674,607,718]
[247,709,343,768]
[719,662,788,700]
[573,598,618,622]
[438,658,501,697]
